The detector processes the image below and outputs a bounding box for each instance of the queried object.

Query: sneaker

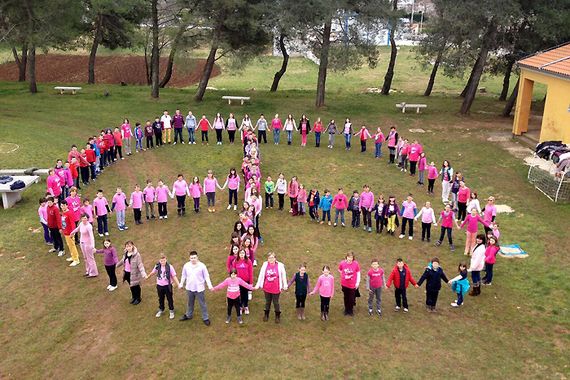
[451,302,460,307]
[108,285,117,291]
[226,316,231,324]
[408,236,413,241]
[155,310,164,318]
[253,259,257,267]
[399,234,405,239]
[66,257,74,262]
[320,221,324,225]
[118,227,124,231]
[173,142,177,145]
[123,226,129,230]
[58,251,65,257]
[164,215,168,219]
[435,240,441,247]
[69,261,80,267]
[334,223,337,227]
[48,248,56,253]
[104,232,109,236]
[238,316,243,324]
[99,233,104,237]
[169,311,175,319]
[328,221,331,226]
[233,205,237,211]
[450,244,456,252]
[106,285,111,290]
[244,307,249,315]
[227,204,232,210]
[403,308,409,312]
[182,141,185,145]
[179,314,192,321]
[203,319,211,326]
[368,308,373,316]
[159,216,163,219]
[395,306,400,312]
[341,223,345,227]
[377,309,382,316]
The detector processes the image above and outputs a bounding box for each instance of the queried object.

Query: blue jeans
[187,128,195,143]
[315,132,321,147]
[185,290,209,321]
[273,129,281,144]
[321,210,330,221]
[344,133,351,149]
[334,209,345,224]
[457,291,464,305]
[286,130,293,144]
[375,142,382,157]
[136,138,143,151]
[483,263,494,284]
[471,270,481,285]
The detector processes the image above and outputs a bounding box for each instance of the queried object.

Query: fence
[527,154,570,202]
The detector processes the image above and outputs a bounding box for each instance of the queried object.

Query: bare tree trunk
[28,44,37,93]
[150,0,160,98]
[315,18,332,107]
[381,0,398,95]
[159,25,185,88]
[424,48,442,96]
[12,44,28,82]
[459,24,497,115]
[270,33,289,92]
[499,58,514,101]
[460,55,481,98]
[194,41,218,102]
[88,13,104,84]
[501,77,519,117]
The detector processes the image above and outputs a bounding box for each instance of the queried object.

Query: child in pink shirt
[155,180,171,219]
[212,269,255,324]
[435,204,460,251]
[415,201,437,242]
[222,168,241,210]
[296,184,307,216]
[81,199,93,223]
[427,161,439,194]
[332,188,348,227]
[172,174,191,216]
[93,190,110,236]
[111,187,128,231]
[143,180,156,220]
[459,208,490,256]
[38,198,52,245]
[417,152,427,185]
[130,184,144,224]
[366,259,386,316]
[354,125,372,153]
[147,255,180,319]
[203,170,223,212]
[310,265,335,321]
[399,194,417,240]
[482,196,497,233]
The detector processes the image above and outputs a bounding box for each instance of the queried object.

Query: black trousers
[155,133,162,146]
[439,227,453,245]
[105,264,117,287]
[360,140,366,152]
[351,210,361,227]
[97,215,108,234]
[421,222,432,240]
[361,207,372,228]
[376,217,385,233]
[428,179,435,193]
[395,288,408,308]
[228,130,236,143]
[146,136,154,149]
[116,146,123,159]
[176,195,186,214]
[133,208,142,222]
[215,129,223,143]
[278,193,285,210]
[239,285,250,308]
[342,286,356,314]
[131,285,141,301]
[193,197,200,211]
[228,189,238,206]
[320,296,331,313]
[410,160,417,175]
[158,202,168,217]
[157,285,174,311]
[401,217,414,236]
[201,131,208,142]
[457,202,467,221]
[80,166,90,185]
[265,193,274,208]
[295,294,307,308]
[264,291,280,312]
[174,128,183,143]
[49,228,64,251]
[227,297,241,317]
[258,130,267,143]
[426,289,439,307]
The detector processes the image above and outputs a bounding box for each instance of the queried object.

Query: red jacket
[386,264,417,289]
[69,163,79,179]
[85,149,96,163]
[47,204,62,229]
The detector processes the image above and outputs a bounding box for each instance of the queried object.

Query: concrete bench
[222,96,251,105]
[0,175,40,209]
[396,102,427,113]
[54,86,82,95]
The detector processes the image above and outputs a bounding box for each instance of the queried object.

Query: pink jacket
[359,191,375,210]
[310,274,335,298]
[332,194,348,210]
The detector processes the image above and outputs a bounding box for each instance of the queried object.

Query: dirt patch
[0,55,220,87]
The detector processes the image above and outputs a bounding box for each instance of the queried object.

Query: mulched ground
[0,55,220,87]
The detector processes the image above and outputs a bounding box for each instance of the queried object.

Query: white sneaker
[164,215,168,219]
[395,306,401,311]
[66,257,74,262]
[399,234,405,239]
[408,236,413,240]
[106,285,112,290]
[108,285,117,291]
[451,302,460,307]
[244,307,250,315]
[58,251,65,257]
[403,308,409,312]
[104,232,109,236]
[48,248,56,253]
[253,259,257,267]
[227,205,232,210]
[98,233,104,237]
[173,142,177,145]
[155,310,164,318]
[233,205,237,210]
[182,141,185,145]
[169,311,175,319]
[69,261,80,267]
[159,216,163,219]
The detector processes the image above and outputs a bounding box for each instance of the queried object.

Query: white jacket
[469,243,486,272]
[255,261,288,292]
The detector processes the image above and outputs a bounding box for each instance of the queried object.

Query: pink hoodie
[359,191,375,209]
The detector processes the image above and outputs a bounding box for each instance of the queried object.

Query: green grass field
[0,48,568,379]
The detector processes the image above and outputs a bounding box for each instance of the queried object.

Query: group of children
[37,111,505,324]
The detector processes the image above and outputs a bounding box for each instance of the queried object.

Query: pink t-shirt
[213,277,254,299]
[461,214,488,233]
[151,264,177,286]
[112,193,127,212]
[401,201,417,219]
[78,222,94,246]
[338,260,360,289]
[440,210,455,228]
[375,132,385,144]
[203,178,219,193]
[420,207,435,224]
[312,274,335,297]
[332,194,348,210]
[130,191,143,209]
[124,257,131,273]
[263,262,281,294]
[47,175,62,197]
[121,124,132,138]
[428,165,439,180]
[93,197,109,216]
[173,180,189,196]
[143,186,155,203]
[288,182,299,198]
[189,183,202,198]
[156,186,170,203]
[359,191,375,209]
[483,204,496,223]
[368,268,385,289]
[418,157,427,171]
[457,187,471,203]
[38,204,48,223]
[226,175,240,190]
[81,204,94,222]
[271,118,282,130]
[65,195,82,222]
[409,143,423,161]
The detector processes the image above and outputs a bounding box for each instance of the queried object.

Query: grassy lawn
[0,50,568,379]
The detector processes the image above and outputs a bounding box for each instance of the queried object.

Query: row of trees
[2,0,570,114]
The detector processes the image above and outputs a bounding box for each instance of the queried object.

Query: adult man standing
[179,251,213,326]
[172,109,185,145]
[160,110,173,144]
[185,111,197,144]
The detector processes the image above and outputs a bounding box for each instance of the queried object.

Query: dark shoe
[275,311,281,324]
[203,319,211,326]
[263,310,269,322]
[132,299,141,305]
[130,298,135,304]
[179,314,192,321]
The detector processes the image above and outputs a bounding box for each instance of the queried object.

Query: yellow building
[512,43,570,143]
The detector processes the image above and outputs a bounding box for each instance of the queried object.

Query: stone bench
[396,102,427,113]
[0,175,40,209]
[222,96,251,105]
[54,86,82,95]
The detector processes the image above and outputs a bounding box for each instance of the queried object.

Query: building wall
[513,68,570,143]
